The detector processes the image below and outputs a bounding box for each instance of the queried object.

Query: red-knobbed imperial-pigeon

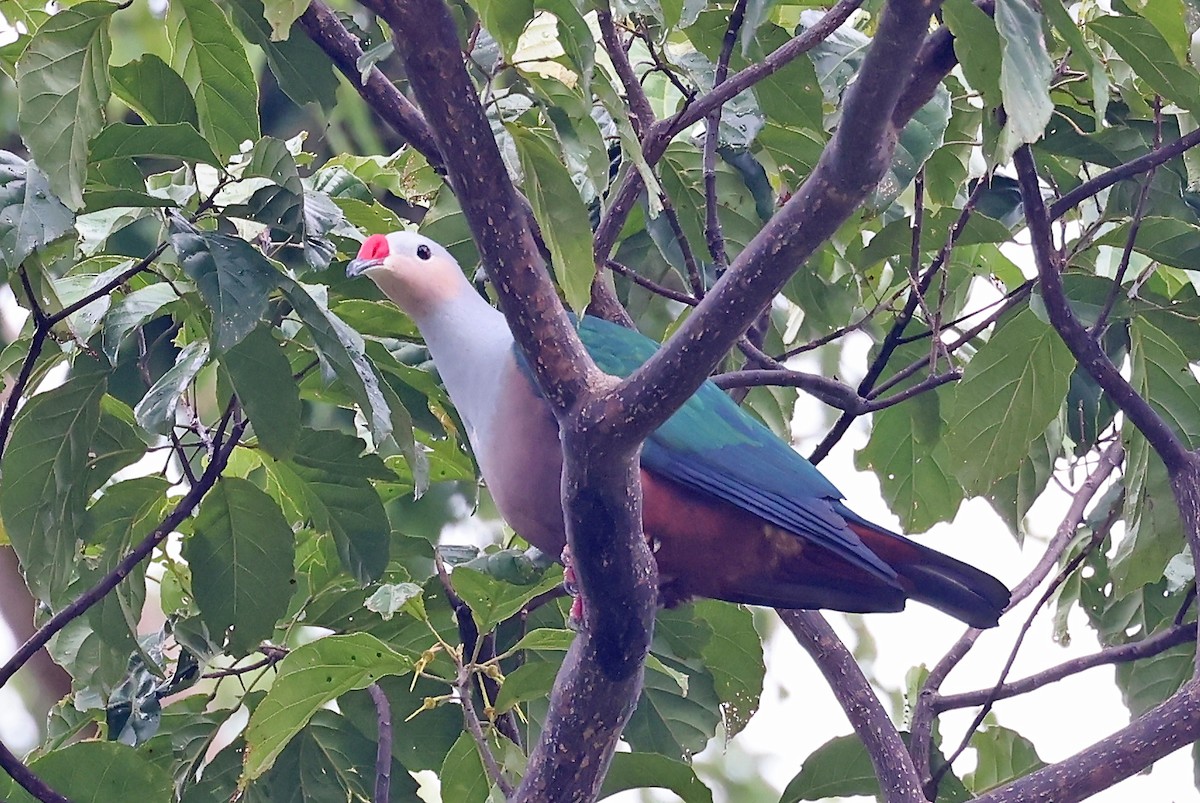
[348,231,1010,628]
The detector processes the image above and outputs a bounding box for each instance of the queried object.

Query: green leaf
[494,660,560,713]
[599,752,714,803]
[110,54,199,127]
[242,633,413,782]
[258,0,308,40]
[0,151,74,271]
[874,85,950,210]
[1097,216,1200,272]
[509,125,596,314]
[965,725,1046,793]
[172,229,279,351]
[691,600,762,739]
[364,581,424,621]
[279,276,394,445]
[994,0,1053,159]
[168,0,260,158]
[340,673,463,771]
[1042,0,1107,126]
[15,1,114,210]
[0,372,107,603]
[440,731,490,803]
[266,428,391,584]
[297,711,421,801]
[133,339,210,435]
[1090,14,1200,111]
[0,741,171,803]
[624,653,720,761]
[780,734,877,802]
[186,477,295,656]
[944,0,1001,106]
[1115,642,1194,718]
[90,122,220,166]
[451,565,565,634]
[1129,316,1200,448]
[221,326,301,458]
[226,0,338,112]
[466,0,533,60]
[946,310,1075,494]
[101,282,181,363]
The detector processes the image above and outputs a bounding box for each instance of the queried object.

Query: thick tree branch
[1014,146,1191,472]
[367,5,658,801]
[607,0,939,442]
[370,0,594,411]
[779,611,924,803]
[971,680,1200,803]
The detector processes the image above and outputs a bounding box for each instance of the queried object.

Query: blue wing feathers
[574,316,896,581]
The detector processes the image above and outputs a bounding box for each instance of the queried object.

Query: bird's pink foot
[561,545,584,629]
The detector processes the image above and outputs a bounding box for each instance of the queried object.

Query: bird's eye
[416,244,432,260]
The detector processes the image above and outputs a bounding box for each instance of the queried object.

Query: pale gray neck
[414,289,515,446]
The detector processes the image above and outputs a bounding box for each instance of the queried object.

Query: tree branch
[0,410,247,803]
[298,0,444,169]
[778,610,924,803]
[971,680,1200,803]
[368,683,393,803]
[936,622,1195,712]
[1014,145,1191,472]
[608,0,938,443]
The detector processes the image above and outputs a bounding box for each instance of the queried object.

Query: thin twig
[605,260,698,306]
[702,0,746,274]
[368,683,393,803]
[457,662,514,797]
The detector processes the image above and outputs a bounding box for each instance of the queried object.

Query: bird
[347,230,1010,628]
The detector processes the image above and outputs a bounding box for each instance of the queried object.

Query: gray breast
[472,354,568,554]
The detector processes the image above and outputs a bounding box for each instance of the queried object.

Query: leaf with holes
[0,151,74,271]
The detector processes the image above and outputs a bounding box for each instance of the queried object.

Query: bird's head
[346,231,467,317]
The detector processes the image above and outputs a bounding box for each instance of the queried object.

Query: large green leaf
[0,373,107,603]
[0,741,171,803]
[265,428,391,584]
[509,125,596,314]
[1115,642,1194,719]
[965,725,1046,793]
[1090,14,1200,112]
[220,326,301,458]
[690,600,763,740]
[994,0,1053,158]
[440,731,490,803]
[450,565,565,634]
[279,276,393,445]
[186,477,295,656]
[110,54,199,127]
[624,653,720,760]
[172,229,279,351]
[598,752,714,802]
[946,310,1075,494]
[168,0,260,158]
[133,339,210,435]
[465,0,533,60]
[242,633,413,782]
[15,1,114,209]
[224,0,340,112]
[1097,217,1200,272]
[0,151,73,271]
[101,282,181,363]
[90,121,220,166]
[944,0,1001,106]
[780,734,877,802]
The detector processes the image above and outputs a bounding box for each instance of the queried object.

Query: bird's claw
[561,545,584,629]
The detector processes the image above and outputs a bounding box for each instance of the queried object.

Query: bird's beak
[346,257,384,278]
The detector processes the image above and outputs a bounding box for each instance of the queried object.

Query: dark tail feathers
[846,521,1011,629]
